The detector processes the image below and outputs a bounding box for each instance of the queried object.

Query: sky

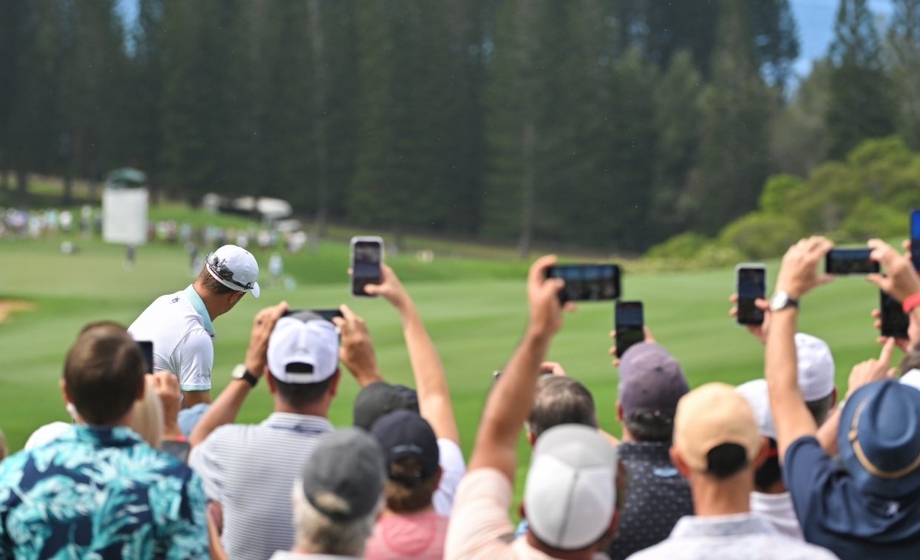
[116,0,896,79]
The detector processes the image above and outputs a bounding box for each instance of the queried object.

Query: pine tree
[888,0,920,148]
[825,0,897,159]
[693,0,773,234]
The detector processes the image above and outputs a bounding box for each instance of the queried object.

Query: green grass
[0,233,891,496]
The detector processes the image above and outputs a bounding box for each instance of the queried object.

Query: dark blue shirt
[785,436,920,560]
[0,425,208,560]
[607,441,694,560]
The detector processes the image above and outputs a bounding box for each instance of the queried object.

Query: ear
[433,466,443,488]
[328,370,341,398]
[526,429,536,447]
[136,376,146,401]
[60,378,71,404]
[831,387,838,409]
[519,502,526,522]
[670,446,692,479]
[266,372,278,394]
[229,291,245,306]
[616,401,623,422]
[752,436,771,470]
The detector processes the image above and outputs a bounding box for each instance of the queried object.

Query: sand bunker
[0,300,36,323]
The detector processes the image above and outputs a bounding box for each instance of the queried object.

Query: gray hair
[291,482,382,557]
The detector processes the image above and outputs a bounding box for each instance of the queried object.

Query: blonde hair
[291,482,381,557]
[130,376,163,448]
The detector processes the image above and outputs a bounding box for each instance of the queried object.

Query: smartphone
[282,309,343,322]
[492,368,553,381]
[136,341,154,373]
[881,291,910,339]
[161,440,191,463]
[615,301,644,358]
[911,210,920,271]
[545,264,621,304]
[736,264,766,326]
[825,248,879,275]
[351,236,383,297]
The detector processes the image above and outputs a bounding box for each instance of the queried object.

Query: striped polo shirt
[189,413,334,560]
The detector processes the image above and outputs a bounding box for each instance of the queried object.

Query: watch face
[231,364,247,380]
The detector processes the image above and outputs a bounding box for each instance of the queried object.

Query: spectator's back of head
[795,333,836,425]
[353,381,418,430]
[293,428,387,557]
[523,424,619,552]
[267,312,340,409]
[618,343,689,442]
[528,375,598,442]
[64,322,145,425]
[838,380,920,499]
[371,410,440,514]
[673,383,762,481]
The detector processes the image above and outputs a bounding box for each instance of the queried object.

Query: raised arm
[469,255,567,481]
[190,302,288,447]
[766,237,834,462]
[868,238,920,351]
[365,264,459,443]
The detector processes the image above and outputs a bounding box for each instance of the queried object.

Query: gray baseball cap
[301,428,387,522]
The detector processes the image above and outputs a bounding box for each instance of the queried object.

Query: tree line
[0,0,916,255]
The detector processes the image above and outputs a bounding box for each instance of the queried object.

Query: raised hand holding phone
[735,264,766,326]
[615,301,645,358]
[350,236,383,297]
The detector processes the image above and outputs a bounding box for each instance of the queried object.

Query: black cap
[370,410,440,481]
[353,381,417,430]
[301,429,386,522]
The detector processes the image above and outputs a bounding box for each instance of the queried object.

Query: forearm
[189,381,251,447]
[399,302,460,443]
[470,328,551,474]
[765,308,817,459]
[817,406,842,457]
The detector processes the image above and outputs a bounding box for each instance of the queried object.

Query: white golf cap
[901,369,920,391]
[736,379,776,439]
[795,333,835,401]
[24,422,72,450]
[205,245,261,298]
[524,424,618,550]
[267,315,339,384]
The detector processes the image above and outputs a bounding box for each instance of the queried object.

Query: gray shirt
[190,412,334,560]
[626,514,839,560]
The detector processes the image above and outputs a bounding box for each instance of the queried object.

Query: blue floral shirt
[0,425,208,560]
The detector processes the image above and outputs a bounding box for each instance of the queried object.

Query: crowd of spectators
[1,236,920,560]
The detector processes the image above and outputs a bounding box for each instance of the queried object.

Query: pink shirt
[364,510,449,560]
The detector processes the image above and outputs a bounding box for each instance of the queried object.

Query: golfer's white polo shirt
[128,285,216,392]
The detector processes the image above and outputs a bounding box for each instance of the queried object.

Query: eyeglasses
[207,253,254,291]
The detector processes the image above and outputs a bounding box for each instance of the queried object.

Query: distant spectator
[129,244,261,433]
[351,264,466,515]
[270,429,387,560]
[607,341,693,560]
[445,256,620,560]
[765,237,920,559]
[365,410,447,560]
[189,304,383,560]
[627,383,838,560]
[0,322,208,559]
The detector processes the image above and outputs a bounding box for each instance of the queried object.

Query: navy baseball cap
[353,381,419,430]
[370,409,440,481]
[618,343,689,417]
[838,380,920,499]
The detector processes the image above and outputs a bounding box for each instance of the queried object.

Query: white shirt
[189,413,334,560]
[626,514,838,560]
[750,491,803,540]
[128,285,215,392]
[434,439,466,515]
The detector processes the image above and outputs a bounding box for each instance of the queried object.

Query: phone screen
[881,291,910,339]
[546,264,621,304]
[736,266,766,326]
[911,210,920,271]
[825,248,879,275]
[136,341,154,373]
[351,239,382,296]
[616,301,644,357]
[312,309,344,322]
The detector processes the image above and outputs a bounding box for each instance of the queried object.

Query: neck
[689,470,753,517]
[525,532,595,560]
[274,397,331,418]
[384,504,434,517]
[756,480,787,495]
[192,282,222,321]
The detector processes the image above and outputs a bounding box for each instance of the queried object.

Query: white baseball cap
[736,379,776,439]
[205,245,261,298]
[795,333,835,401]
[267,315,339,384]
[901,369,920,391]
[524,424,618,550]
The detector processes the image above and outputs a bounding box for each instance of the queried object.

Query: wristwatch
[231,364,259,388]
[769,291,799,312]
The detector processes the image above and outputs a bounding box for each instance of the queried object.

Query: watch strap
[903,292,920,314]
[238,369,259,388]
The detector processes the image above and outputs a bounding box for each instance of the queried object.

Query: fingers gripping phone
[545,264,621,304]
[350,236,383,297]
[881,291,910,339]
[736,264,766,326]
[825,248,880,275]
[911,210,920,271]
[616,301,644,358]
